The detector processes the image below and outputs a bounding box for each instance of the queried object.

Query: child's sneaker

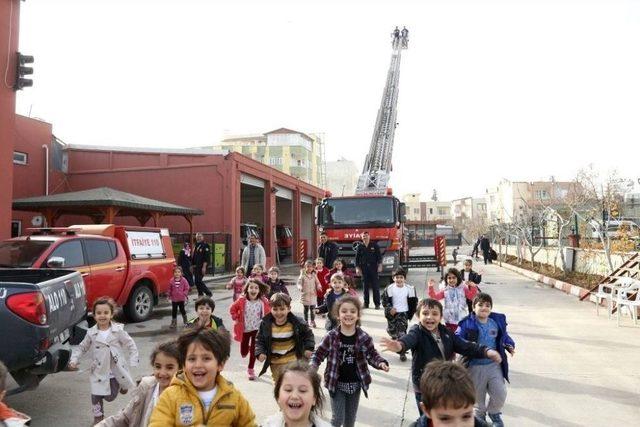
[399,352,407,362]
[169,319,177,329]
[248,368,256,380]
[488,413,504,427]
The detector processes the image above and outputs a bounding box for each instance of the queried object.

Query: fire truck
[316,28,437,281]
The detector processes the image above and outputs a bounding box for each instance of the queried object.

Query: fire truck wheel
[125,284,154,322]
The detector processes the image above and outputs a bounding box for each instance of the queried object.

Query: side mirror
[399,203,407,223]
[315,204,322,225]
[47,256,66,268]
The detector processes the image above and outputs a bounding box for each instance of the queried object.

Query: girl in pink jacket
[168,266,190,329]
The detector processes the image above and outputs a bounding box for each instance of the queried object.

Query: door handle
[81,272,90,277]
[115,266,125,272]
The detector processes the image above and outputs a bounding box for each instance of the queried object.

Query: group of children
[0,253,516,427]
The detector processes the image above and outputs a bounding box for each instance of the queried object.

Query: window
[535,190,550,200]
[269,157,283,166]
[11,220,21,238]
[84,239,117,264]
[414,208,420,214]
[438,208,449,216]
[13,151,28,165]
[429,208,434,214]
[48,240,85,268]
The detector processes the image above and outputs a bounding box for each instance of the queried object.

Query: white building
[325,158,359,196]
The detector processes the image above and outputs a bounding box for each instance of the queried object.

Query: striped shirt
[270,322,296,365]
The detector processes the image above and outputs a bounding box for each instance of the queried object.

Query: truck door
[83,238,127,307]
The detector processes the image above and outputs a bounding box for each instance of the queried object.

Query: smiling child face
[419,306,442,332]
[277,371,317,424]
[246,283,260,300]
[185,342,224,391]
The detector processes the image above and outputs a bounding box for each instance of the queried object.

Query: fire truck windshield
[319,197,396,227]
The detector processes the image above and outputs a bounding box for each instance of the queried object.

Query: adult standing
[192,233,212,296]
[480,234,492,265]
[471,236,480,259]
[317,232,338,269]
[177,241,194,288]
[355,231,382,309]
[241,234,266,274]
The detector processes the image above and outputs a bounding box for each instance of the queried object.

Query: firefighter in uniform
[192,232,213,297]
[355,231,382,309]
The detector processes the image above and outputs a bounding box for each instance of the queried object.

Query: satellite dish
[31,215,44,226]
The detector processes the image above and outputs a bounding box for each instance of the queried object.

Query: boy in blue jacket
[456,293,515,427]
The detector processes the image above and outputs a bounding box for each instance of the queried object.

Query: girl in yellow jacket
[149,328,255,427]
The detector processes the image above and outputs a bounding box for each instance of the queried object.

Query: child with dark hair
[462,259,482,313]
[382,268,418,361]
[229,278,271,380]
[68,297,139,425]
[97,341,181,427]
[428,268,478,332]
[297,260,322,328]
[267,266,289,297]
[381,298,501,415]
[0,360,30,426]
[315,273,347,330]
[226,266,248,302]
[262,361,330,427]
[312,295,389,427]
[187,296,226,332]
[168,266,190,329]
[256,293,316,382]
[456,293,515,427]
[409,360,488,427]
[315,257,331,308]
[149,329,255,426]
[324,258,353,284]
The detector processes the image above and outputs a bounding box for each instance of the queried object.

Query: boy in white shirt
[381,268,418,361]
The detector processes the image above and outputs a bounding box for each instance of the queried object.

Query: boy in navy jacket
[456,293,515,427]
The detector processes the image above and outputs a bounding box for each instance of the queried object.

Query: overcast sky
[15,0,640,200]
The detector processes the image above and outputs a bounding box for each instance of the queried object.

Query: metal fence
[170,232,232,275]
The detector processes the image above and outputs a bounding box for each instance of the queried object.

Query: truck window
[85,239,117,264]
[49,240,86,268]
[0,240,53,267]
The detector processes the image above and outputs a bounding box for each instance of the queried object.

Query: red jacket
[229,296,270,342]
[316,267,331,298]
[167,277,190,302]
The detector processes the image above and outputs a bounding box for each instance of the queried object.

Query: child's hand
[257,354,266,362]
[506,345,515,356]
[324,288,331,296]
[486,349,502,364]
[226,283,232,289]
[380,337,403,353]
[304,350,313,359]
[314,308,320,314]
[297,285,303,292]
[67,362,78,371]
[379,362,389,372]
[390,308,397,316]
[427,278,436,288]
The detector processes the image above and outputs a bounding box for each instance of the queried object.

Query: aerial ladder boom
[356,27,408,195]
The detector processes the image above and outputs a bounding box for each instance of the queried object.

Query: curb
[498,261,599,304]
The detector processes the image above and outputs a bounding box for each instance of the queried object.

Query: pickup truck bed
[0,269,88,394]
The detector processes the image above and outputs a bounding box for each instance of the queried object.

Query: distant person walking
[480,234,492,265]
[177,241,194,288]
[192,232,213,297]
[318,232,339,272]
[472,237,481,259]
[241,234,266,274]
[356,231,382,309]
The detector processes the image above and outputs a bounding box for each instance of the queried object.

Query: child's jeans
[241,330,258,369]
[330,386,362,427]
[468,362,507,418]
[303,305,316,322]
[91,378,119,418]
[171,301,186,319]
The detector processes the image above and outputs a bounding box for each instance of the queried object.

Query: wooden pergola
[13,187,203,238]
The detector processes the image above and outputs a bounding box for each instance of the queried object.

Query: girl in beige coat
[297,260,321,328]
[69,298,139,425]
[97,341,181,427]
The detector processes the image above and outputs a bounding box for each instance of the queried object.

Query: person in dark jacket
[380,298,502,413]
[315,273,347,330]
[255,293,315,381]
[191,233,212,296]
[355,231,382,309]
[177,241,194,288]
[462,259,482,313]
[318,232,339,272]
[408,360,489,427]
[266,266,289,298]
[480,235,492,265]
[456,293,515,427]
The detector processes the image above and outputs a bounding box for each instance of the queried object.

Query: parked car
[0,269,87,394]
[590,220,640,240]
[0,224,175,322]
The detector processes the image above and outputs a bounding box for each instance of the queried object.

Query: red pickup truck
[0,224,175,322]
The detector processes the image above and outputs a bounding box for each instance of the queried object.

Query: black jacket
[318,241,339,269]
[480,237,491,252]
[255,312,315,376]
[462,269,481,285]
[399,323,488,387]
[355,241,382,268]
[381,284,418,320]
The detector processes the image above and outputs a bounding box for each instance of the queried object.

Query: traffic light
[14,52,34,91]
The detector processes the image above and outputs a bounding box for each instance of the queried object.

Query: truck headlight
[382,255,395,265]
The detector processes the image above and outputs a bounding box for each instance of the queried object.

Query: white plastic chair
[594,277,635,319]
[615,280,640,326]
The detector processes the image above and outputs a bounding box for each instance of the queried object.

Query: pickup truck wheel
[125,285,154,322]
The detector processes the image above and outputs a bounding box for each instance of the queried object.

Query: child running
[68,297,139,425]
[229,278,271,380]
[380,298,501,414]
[428,268,478,332]
[97,341,181,427]
[456,293,515,427]
[461,259,482,313]
[262,361,331,427]
[187,296,227,333]
[256,293,316,382]
[297,260,321,328]
[315,273,348,331]
[409,360,489,427]
[149,329,255,426]
[250,264,269,284]
[267,266,289,297]
[167,266,190,329]
[381,268,418,361]
[315,257,331,308]
[324,258,352,284]
[226,266,248,302]
[311,295,389,427]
